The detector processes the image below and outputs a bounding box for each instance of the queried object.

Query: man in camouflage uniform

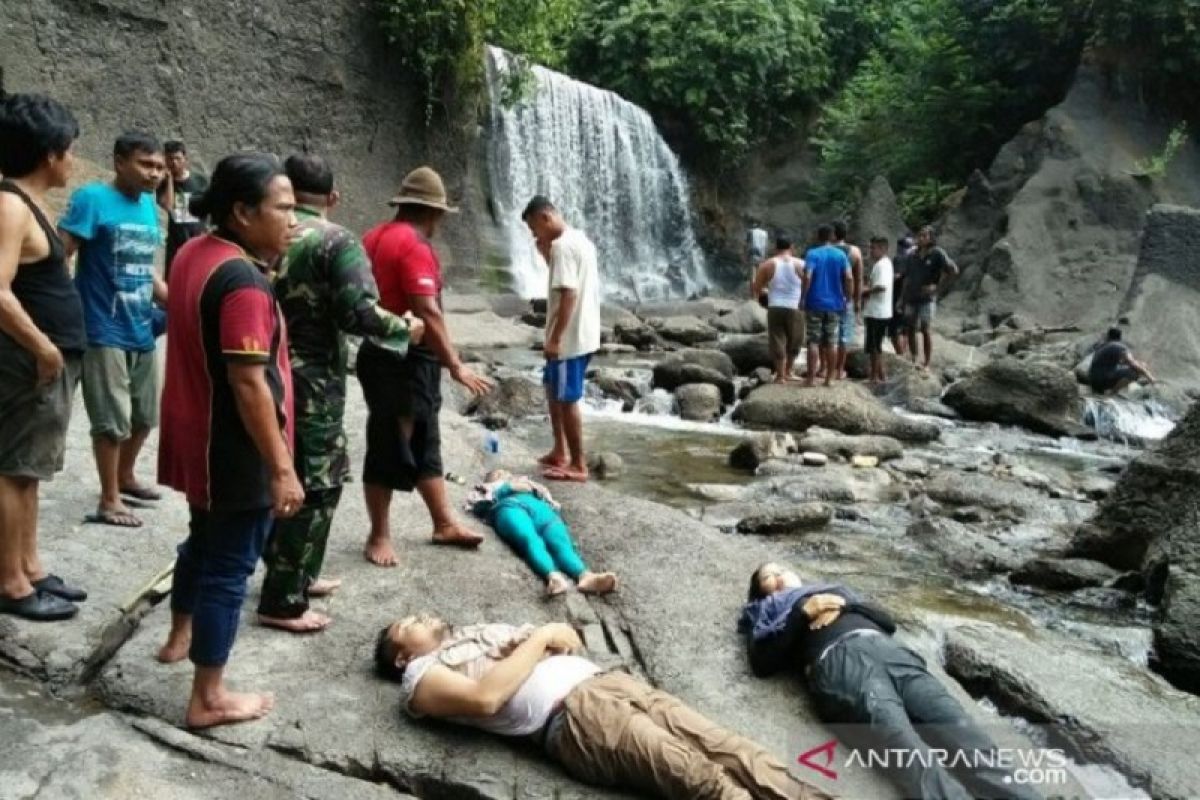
[257,154,422,633]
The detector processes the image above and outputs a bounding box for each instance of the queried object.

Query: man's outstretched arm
[410,623,581,718]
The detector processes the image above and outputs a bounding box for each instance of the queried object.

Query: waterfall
[1082,396,1176,444]
[484,46,710,302]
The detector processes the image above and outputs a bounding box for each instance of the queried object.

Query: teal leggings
[491,494,587,581]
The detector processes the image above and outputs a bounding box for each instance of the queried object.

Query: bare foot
[258,610,332,633]
[185,690,275,729]
[803,378,815,388]
[157,635,190,664]
[538,452,567,469]
[364,537,399,567]
[544,466,589,483]
[431,524,484,548]
[308,578,342,597]
[773,377,787,385]
[577,571,618,595]
[546,572,571,597]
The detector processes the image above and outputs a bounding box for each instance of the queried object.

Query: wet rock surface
[736,383,941,442]
[1009,557,1123,591]
[943,358,1091,438]
[736,504,834,535]
[944,624,1200,799]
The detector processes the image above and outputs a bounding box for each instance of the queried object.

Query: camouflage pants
[258,487,343,618]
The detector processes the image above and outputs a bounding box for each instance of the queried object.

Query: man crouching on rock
[740,564,1041,800]
[376,613,830,800]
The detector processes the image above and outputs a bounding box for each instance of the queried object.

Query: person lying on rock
[466,469,617,596]
[740,563,1041,800]
[375,613,830,800]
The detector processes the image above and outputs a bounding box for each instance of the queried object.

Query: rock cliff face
[940,65,1200,343]
[0,0,483,273]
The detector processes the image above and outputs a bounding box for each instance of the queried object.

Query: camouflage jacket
[275,206,409,490]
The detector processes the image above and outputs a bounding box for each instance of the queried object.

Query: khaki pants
[549,672,828,800]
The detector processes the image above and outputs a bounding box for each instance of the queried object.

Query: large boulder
[675,383,722,422]
[613,321,664,350]
[1156,568,1200,694]
[1119,205,1200,387]
[735,383,940,442]
[466,374,543,423]
[652,315,720,346]
[906,518,1024,577]
[717,335,773,375]
[652,349,736,404]
[945,625,1200,798]
[588,367,644,408]
[849,175,909,247]
[942,357,1091,438]
[600,303,641,330]
[710,301,768,334]
[634,300,723,319]
[924,470,1041,517]
[728,433,796,472]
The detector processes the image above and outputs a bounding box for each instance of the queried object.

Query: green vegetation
[378,0,1198,216]
[1133,123,1190,179]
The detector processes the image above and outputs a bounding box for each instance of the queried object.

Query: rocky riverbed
[2,299,1198,799]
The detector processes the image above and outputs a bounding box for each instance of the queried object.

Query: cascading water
[1082,396,1176,444]
[484,46,710,302]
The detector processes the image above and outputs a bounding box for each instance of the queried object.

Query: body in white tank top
[767,255,803,309]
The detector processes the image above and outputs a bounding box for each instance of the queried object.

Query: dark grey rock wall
[0,0,485,272]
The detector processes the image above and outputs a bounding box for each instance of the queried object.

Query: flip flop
[119,495,155,510]
[83,509,144,528]
[543,467,589,483]
[0,590,78,621]
[32,574,87,603]
[120,485,163,502]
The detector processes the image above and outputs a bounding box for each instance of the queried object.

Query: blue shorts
[838,306,857,347]
[543,353,592,403]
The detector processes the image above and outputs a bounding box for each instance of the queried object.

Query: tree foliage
[376,0,579,122]
[567,0,831,166]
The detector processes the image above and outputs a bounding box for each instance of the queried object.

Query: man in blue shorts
[523,196,600,482]
[803,224,853,388]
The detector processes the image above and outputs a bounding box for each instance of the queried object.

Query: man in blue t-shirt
[59,132,167,528]
[803,224,853,387]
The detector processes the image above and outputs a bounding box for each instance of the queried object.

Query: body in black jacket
[742,564,1041,800]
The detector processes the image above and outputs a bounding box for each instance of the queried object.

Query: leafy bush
[567,0,832,167]
[376,0,579,122]
[1132,122,1190,179]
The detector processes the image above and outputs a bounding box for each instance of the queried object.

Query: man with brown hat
[359,167,493,567]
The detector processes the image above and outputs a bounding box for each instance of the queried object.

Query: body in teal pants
[470,472,617,596]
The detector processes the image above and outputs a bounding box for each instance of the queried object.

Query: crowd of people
[752,222,959,387]
[2,90,1085,798]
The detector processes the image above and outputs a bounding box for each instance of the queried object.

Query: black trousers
[808,633,1041,800]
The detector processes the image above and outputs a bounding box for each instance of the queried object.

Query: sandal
[0,590,78,621]
[32,574,87,603]
[120,485,163,502]
[83,509,143,528]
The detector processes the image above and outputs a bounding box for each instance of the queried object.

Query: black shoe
[32,574,87,602]
[0,590,78,621]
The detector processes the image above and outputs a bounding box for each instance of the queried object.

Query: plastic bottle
[483,430,501,468]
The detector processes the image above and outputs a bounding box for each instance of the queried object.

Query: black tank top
[0,180,87,354]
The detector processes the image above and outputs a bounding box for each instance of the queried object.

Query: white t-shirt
[400,653,599,737]
[546,227,601,360]
[864,256,894,320]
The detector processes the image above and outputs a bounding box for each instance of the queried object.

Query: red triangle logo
[797,738,838,780]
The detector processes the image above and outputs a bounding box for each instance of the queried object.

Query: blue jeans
[171,506,273,667]
[491,494,587,580]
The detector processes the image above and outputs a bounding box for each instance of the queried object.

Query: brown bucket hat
[388,166,459,213]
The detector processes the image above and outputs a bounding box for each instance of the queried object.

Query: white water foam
[1082,396,1176,443]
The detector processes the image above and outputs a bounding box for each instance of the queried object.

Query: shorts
[358,342,443,492]
[0,344,81,481]
[905,300,936,330]
[887,315,907,340]
[805,310,841,347]
[81,346,159,439]
[838,306,857,347]
[766,307,804,361]
[864,317,890,355]
[1090,365,1138,394]
[543,353,593,404]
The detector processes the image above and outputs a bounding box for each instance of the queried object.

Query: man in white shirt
[522,197,600,483]
[375,613,827,800]
[861,236,894,384]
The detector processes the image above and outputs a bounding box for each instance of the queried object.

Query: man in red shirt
[359,167,492,567]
